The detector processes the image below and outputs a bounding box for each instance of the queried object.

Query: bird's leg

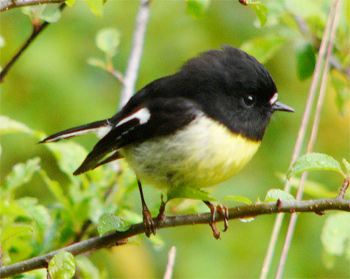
[137,180,155,237]
[203,201,229,239]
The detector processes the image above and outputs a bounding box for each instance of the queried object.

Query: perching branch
[0,0,64,12]
[1,198,349,278]
[0,3,66,82]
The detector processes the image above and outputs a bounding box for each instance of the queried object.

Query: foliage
[287,153,349,179]
[48,251,76,279]
[1,0,349,278]
[0,116,162,277]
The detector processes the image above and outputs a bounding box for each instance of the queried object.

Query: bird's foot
[204,201,229,239]
[142,203,155,238]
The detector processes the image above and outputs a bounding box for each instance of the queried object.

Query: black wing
[73,97,200,175]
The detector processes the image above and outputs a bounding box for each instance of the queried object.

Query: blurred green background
[1,0,349,278]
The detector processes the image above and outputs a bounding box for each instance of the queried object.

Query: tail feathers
[40,120,110,143]
[73,150,123,175]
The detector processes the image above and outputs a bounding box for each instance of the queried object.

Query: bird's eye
[242,95,256,108]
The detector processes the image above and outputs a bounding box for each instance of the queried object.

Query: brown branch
[0,0,64,12]
[1,198,349,278]
[0,3,66,82]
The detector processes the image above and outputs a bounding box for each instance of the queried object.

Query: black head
[179,45,294,141]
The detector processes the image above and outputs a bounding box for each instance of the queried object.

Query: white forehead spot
[269,93,278,105]
[116,107,151,127]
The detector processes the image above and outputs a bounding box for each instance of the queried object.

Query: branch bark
[0,0,64,12]
[1,198,349,278]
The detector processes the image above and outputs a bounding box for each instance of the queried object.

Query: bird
[40,45,294,238]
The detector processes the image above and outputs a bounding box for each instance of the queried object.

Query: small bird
[41,45,294,238]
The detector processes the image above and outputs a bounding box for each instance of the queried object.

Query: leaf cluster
[0,116,162,278]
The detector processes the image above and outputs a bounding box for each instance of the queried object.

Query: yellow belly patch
[121,116,261,190]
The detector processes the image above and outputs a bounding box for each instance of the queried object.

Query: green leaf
[96,28,120,57]
[65,0,76,7]
[264,189,295,202]
[0,115,33,135]
[287,153,344,179]
[186,0,210,19]
[240,35,287,64]
[83,0,104,17]
[167,186,216,201]
[40,8,61,23]
[16,197,52,238]
[249,3,268,27]
[49,251,76,279]
[0,200,28,216]
[321,212,350,259]
[294,40,316,80]
[342,158,350,176]
[0,224,33,244]
[225,195,252,205]
[97,213,130,236]
[5,158,41,191]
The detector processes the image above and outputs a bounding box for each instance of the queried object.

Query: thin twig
[260,1,341,278]
[0,3,66,82]
[163,246,177,279]
[338,178,350,199]
[0,0,64,12]
[119,0,152,108]
[275,1,342,278]
[1,198,349,278]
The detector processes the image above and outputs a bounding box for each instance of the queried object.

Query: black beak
[272,101,295,113]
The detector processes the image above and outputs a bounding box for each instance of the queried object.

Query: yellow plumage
[121,115,260,191]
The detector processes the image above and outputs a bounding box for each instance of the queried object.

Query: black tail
[40,120,110,143]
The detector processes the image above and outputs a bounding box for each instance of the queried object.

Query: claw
[204,201,229,239]
[216,204,229,232]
